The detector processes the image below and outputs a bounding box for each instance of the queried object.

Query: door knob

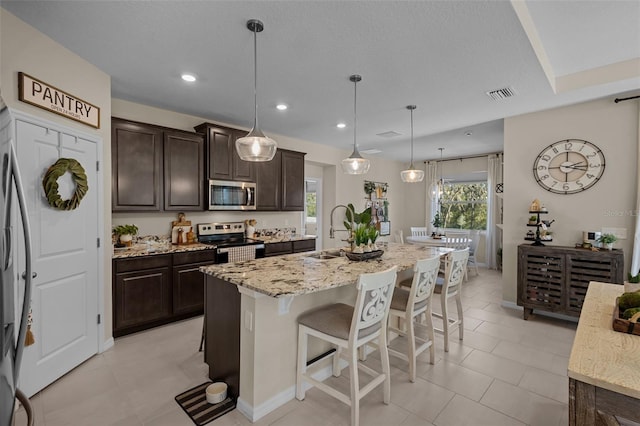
[22,271,37,280]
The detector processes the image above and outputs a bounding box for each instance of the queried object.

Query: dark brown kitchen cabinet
[113,255,172,336]
[264,239,316,257]
[281,150,306,211]
[172,251,216,315]
[112,118,164,211]
[292,239,316,253]
[255,150,282,211]
[113,250,216,337]
[517,244,623,320]
[112,118,204,212]
[164,130,204,210]
[194,123,255,182]
[255,149,306,211]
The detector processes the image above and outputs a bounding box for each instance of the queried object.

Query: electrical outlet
[244,311,253,331]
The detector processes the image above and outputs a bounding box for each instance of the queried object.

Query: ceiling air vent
[486,86,517,101]
[376,131,402,138]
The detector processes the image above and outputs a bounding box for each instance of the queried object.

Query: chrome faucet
[329,204,355,251]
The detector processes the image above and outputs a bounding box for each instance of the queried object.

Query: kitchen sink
[305,251,342,260]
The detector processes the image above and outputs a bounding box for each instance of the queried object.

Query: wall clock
[533,139,605,194]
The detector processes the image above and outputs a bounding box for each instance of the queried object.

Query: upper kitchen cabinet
[112,118,204,212]
[281,150,305,211]
[163,130,204,211]
[112,118,163,211]
[255,149,306,211]
[194,123,255,182]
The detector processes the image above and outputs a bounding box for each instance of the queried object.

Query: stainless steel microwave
[208,179,256,210]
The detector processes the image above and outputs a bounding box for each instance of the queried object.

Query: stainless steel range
[197,222,265,263]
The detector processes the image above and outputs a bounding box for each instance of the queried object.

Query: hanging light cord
[409,108,414,168]
[353,78,357,152]
[252,26,259,130]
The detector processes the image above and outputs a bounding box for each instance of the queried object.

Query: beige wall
[503,97,639,302]
[0,9,113,341]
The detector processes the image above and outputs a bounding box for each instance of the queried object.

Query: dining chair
[387,256,440,382]
[296,266,398,426]
[432,248,469,352]
[410,227,428,237]
[443,231,471,280]
[467,231,479,277]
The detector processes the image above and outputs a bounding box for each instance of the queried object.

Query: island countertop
[568,281,640,399]
[200,243,451,297]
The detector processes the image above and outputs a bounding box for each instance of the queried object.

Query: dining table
[406,235,472,247]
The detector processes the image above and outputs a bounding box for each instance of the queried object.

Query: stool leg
[380,329,391,404]
[426,305,435,364]
[333,347,342,377]
[296,327,308,400]
[442,295,450,352]
[406,311,416,383]
[456,294,464,341]
[349,345,360,426]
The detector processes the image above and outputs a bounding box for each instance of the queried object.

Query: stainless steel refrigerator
[0,107,34,426]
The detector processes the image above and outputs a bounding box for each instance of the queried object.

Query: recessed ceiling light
[276,104,288,111]
[336,123,346,129]
[181,74,196,82]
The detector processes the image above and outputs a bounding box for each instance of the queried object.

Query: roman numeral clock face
[533,139,605,194]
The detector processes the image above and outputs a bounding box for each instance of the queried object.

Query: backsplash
[254,228,297,238]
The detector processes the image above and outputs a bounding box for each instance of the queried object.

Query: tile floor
[14,267,577,425]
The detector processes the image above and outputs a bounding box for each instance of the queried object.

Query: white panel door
[15,118,99,397]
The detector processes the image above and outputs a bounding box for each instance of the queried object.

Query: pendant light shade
[400,105,424,183]
[236,19,277,162]
[341,75,370,175]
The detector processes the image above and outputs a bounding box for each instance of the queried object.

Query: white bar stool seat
[295,266,398,426]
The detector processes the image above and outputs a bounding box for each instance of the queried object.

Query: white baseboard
[501,300,578,323]
[101,337,114,353]
[237,356,351,422]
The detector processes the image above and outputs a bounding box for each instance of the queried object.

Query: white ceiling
[3,0,639,166]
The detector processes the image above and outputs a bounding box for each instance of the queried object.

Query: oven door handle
[246,187,252,206]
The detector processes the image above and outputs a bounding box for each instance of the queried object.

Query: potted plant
[113,224,139,247]
[528,215,538,225]
[432,212,443,235]
[598,233,617,250]
[364,181,376,197]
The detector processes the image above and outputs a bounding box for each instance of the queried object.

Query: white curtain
[486,154,503,269]
[631,104,640,276]
[425,161,439,233]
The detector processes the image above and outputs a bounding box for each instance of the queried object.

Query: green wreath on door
[42,158,88,210]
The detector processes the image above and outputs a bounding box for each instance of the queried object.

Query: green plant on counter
[628,273,640,283]
[344,203,371,231]
[598,233,617,244]
[353,224,371,246]
[368,227,379,244]
[112,224,139,236]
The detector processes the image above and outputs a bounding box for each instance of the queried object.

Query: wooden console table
[517,245,623,319]
[568,282,640,425]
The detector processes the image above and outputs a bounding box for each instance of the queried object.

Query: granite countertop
[112,242,215,259]
[200,243,451,297]
[568,282,640,399]
[256,234,317,243]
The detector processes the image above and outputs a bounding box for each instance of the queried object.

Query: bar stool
[296,266,398,426]
[433,249,469,352]
[387,256,440,382]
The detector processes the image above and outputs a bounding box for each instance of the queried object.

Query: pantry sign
[18,72,100,129]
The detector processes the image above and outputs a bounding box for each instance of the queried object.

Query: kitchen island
[200,243,451,422]
[568,282,640,425]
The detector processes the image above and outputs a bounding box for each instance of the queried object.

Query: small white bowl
[205,382,227,404]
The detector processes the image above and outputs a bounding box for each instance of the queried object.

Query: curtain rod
[614,95,640,103]
[423,151,503,163]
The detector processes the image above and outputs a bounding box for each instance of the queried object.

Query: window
[437,182,487,230]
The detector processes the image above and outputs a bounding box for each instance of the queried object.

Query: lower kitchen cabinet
[264,239,316,257]
[113,250,216,337]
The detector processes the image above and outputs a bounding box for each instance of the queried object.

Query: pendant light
[400,105,424,183]
[430,147,445,199]
[341,75,370,175]
[236,19,277,162]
